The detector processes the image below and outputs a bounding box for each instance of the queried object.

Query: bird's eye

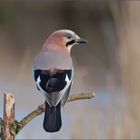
[65,33,72,39]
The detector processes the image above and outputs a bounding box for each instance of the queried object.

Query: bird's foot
[38,103,45,111]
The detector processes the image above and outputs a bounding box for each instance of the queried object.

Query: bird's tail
[43,101,62,132]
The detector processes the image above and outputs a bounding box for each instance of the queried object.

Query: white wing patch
[36,76,53,106]
[55,74,71,105]
[36,74,72,107]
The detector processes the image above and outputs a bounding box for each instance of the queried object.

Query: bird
[32,29,87,132]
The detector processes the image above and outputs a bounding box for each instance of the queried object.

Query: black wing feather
[34,69,72,93]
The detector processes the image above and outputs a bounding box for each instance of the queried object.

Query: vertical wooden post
[3,93,15,140]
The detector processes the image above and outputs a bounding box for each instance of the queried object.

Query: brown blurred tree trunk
[119,2,140,98]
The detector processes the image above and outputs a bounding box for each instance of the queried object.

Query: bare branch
[3,93,15,140]
[11,92,95,135]
[67,93,95,102]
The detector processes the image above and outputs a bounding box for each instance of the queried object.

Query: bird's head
[42,29,88,52]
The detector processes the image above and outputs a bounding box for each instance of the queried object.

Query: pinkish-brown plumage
[41,31,68,53]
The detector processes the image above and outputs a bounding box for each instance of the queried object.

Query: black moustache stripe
[66,40,75,47]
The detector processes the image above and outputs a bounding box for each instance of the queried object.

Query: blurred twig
[10,92,95,135]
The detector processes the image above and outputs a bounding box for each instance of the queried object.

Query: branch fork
[0,92,95,140]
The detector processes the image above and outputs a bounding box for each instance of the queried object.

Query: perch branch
[67,93,95,102]
[11,92,95,135]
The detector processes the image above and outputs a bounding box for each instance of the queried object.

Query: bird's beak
[76,38,88,44]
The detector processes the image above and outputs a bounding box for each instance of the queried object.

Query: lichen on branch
[0,117,6,140]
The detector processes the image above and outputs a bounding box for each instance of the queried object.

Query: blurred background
[0,0,140,139]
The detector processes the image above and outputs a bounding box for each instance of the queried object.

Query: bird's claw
[38,103,45,111]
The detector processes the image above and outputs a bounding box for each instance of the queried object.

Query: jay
[33,29,87,132]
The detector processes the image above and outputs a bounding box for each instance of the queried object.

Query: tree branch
[11,92,95,135]
[67,93,95,102]
[3,93,15,140]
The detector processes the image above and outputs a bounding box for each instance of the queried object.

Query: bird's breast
[33,51,73,70]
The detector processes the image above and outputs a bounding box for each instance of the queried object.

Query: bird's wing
[61,68,74,106]
[61,83,72,106]
[34,69,73,107]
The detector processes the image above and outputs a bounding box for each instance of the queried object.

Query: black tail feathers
[43,101,62,132]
